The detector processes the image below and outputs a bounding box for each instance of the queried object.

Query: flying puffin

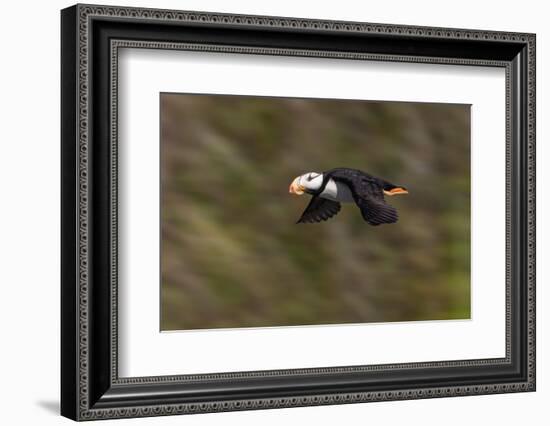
[289,168,408,225]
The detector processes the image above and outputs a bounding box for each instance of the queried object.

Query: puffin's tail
[382,180,408,196]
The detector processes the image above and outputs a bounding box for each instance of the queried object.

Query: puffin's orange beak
[289,178,305,195]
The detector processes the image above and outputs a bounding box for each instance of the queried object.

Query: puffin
[288,168,408,225]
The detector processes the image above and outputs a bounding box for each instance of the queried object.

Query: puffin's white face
[289,172,323,195]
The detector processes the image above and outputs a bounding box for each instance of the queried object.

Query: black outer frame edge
[510,45,531,384]
[89,17,524,62]
[61,4,78,421]
[95,364,523,409]
[61,5,535,420]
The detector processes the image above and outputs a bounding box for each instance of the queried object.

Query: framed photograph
[61,4,536,421]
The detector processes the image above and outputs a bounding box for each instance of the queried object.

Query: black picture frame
[61,4,536,421]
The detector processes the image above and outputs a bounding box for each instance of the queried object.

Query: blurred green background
[160,93,470,331]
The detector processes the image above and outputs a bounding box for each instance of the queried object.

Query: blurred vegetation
[160,94,470,330]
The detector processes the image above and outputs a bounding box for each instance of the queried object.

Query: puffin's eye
[306,174,314,181]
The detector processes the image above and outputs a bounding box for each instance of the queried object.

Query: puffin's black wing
[326,168,399,226]
[354,195,398,226]
[297,196,341,224]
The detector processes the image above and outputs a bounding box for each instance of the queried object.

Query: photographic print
[160,93,471,331]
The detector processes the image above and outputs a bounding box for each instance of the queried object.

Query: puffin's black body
[297,168,406,226]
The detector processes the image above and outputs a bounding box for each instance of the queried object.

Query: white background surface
[0,0,547,425]
[119,50,506,376]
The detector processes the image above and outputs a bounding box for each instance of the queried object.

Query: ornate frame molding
[61,4,535,421]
